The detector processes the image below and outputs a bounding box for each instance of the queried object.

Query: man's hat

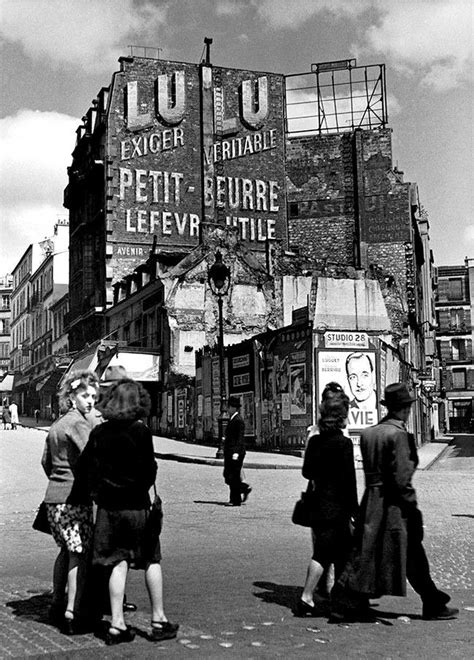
[228,395,241,408]
[381,382,416,408]
[101,365,128,387]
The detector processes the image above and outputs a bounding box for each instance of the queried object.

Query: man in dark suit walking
[223,396,252,507]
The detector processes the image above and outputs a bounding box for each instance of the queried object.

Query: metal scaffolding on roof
[285,59,388,135]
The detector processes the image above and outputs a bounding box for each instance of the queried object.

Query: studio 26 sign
[113,61,285,249]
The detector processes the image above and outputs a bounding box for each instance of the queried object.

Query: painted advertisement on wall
[316,349,379,432]
[107,58,286,281]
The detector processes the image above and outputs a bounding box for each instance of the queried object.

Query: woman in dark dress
[78,379,178,645]
[295,382,358,616]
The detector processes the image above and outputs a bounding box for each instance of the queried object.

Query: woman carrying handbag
[76,378,178,646]
[294,382,358,617]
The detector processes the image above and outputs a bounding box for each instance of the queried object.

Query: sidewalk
[18,416,451,471]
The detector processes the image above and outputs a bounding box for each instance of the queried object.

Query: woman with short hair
[41,369,101,633]
[295,382,358,617]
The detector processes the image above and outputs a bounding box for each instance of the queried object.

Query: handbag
[32,501,51,535]
[144,484,163,553]
[291,481,320,527]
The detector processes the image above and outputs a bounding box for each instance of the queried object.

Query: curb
[154,452,301,469]
[422,442,453,471]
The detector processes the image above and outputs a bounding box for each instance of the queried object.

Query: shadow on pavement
[6,591,53,625]
[452,513,474,519]
[446,436,474,458]
[253,580,305,611]
[193,500,229,506]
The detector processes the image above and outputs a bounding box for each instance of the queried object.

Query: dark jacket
[347,415,418,597]
[74,419,157,510]
[302,430,358,523]
[223,412,246,463]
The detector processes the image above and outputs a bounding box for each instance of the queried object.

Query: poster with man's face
[317,350,378,431]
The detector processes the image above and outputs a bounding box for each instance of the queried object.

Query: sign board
[106,58,287,282]
[324,332,369,349]
[316,348,379,432]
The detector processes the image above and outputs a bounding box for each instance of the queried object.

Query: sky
[0,0,472,274]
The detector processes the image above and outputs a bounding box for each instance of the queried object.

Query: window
[450,308,465,330]
[448,278,463,301]
[1,295,9,309]
[289,202,299,217]
[452,369,466,389]
[451,339,466,361]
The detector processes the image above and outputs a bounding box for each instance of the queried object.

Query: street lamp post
[208,250,231,459]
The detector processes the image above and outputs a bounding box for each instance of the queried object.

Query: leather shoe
[242,487,252,503]
[422,605,459,620]
[294,599,316,617]
[123,601,137,612]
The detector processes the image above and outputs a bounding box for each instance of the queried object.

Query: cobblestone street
[1,427,473,658]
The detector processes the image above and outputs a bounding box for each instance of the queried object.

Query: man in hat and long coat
[332,382,458,621]
[223,396,252,506]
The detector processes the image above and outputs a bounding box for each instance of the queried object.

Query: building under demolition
[61,46,436,448]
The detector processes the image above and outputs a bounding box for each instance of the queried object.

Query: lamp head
[208,251,230,294]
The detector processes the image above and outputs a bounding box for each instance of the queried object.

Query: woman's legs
[109,561,129,631]
[65,552,88,618]
[52,547,68,610]
[145,562,167,622]
[301,559,325,606]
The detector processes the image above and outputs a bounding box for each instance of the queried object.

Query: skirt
[46,503,93,554]
[311,520,353,565]
[92,507,162,570]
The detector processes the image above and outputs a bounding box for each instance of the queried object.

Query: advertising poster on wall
[241,392,255,436]
[317,349,378,432]
[290,363,306,415]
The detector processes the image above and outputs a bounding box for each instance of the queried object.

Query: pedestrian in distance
[9,400,19,430]
[330,382,459,622]
[295,382,358,617]
[2,406,11,429]
[223,395,252,506]
[76,378,179,645]
[40,370,102,634]
[35,408,40,424]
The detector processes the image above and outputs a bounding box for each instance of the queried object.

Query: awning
[59,344,104,388]
[99,351,161,382]
[0,374,14,392]
[36,369,68,393]
[61,343,161,387]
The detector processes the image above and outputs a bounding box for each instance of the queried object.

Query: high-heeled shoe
[60,611,76,635]
[104,625,136,646]
[294,599,316,617]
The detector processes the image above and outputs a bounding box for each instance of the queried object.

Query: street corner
[0,579,205,659]
[0,579,102,658]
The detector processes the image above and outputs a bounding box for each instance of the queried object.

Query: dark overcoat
[302,430,358,523]
[345,415,418,597]
[223,412,245,483]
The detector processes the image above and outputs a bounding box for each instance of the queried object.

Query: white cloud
[364,1,473,91]
[0,0,168,72]
[215,0,242,16]
[463,225,474,250]
[0,110,78,273]
[250,0,371,29]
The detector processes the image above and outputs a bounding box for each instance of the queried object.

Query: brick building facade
[61,53,437,444]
